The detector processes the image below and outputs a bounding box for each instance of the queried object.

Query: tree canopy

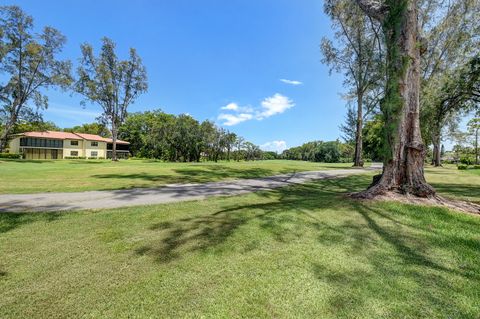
[0,5,72,151]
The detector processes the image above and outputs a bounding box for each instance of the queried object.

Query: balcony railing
[20,137,63,148]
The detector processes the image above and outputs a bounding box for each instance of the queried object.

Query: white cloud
[217,93,294,126]
[218,113,253,126]
[221,103,239,111]
[280,79,303,86]
[257,93,294,119]
[260,140,287,153]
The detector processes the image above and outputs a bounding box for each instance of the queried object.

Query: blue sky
[9,0,348,152]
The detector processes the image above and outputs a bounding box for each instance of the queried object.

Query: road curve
[0,165,381,213]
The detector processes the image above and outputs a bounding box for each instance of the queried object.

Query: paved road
[0,165,381,213]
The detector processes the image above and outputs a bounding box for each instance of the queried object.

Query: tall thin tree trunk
[433,133,441,166]
[358,0,435,198]
[353,91,364,167]
[111,124,118,161]
[475,127,479,165]
[431,137,437,166]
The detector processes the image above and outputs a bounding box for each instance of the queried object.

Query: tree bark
[353,91,364,167]
[432,133,442,166]
[356,0,435,198]
[111,124,118,161]
[475,127,479,165]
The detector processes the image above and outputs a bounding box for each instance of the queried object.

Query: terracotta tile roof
[17,131,130,145]
[21,131,82,140]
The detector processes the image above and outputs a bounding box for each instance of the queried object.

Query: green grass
[1,169,479,318]
[425,165,480,204]
[0,159,354,194]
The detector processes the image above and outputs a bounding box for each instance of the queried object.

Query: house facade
[7,131,130,160]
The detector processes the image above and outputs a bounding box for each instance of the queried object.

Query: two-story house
[6,131,130,160]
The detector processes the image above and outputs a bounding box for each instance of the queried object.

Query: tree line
[118,110,264,162]
[280,140,353,163]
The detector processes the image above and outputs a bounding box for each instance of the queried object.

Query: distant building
[6,131,130,160]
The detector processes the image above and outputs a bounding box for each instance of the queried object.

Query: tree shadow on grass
[134,174,480,316]
[93,166,277,186]
[0,212,61,234]
[134,174,479,273]
[429,182,480,203]
[133,177,365,263]
[312,202,480,317]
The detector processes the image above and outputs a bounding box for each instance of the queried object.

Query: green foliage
[64,122,110,137]
[457,164,468,170]
[281,140,345,163]
[64,156,86,160]
[261,151,278,160]
[379,0,409,161]
[0,6,72,151]
[362,115,383,161]
[0,153,21,159]
[460,156,474,165]
[13,121,61,133]
[119,110,258,162]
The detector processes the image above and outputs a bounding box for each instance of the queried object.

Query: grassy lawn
[0,159,355,194]
[1,167,479,318]
[425,165,480,204]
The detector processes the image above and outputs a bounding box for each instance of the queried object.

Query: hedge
[0,153,22,159]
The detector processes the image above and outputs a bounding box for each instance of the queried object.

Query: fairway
[1,170,479,318]
[0,159,354,194]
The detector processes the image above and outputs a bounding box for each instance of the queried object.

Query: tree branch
[355,0,388,21]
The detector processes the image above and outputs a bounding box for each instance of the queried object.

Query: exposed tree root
[349,191,480,216]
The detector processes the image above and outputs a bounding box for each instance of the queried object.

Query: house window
[70,140,79,146]
[91,141,98,147]
[91,151,98,157]
[70,151,78,156]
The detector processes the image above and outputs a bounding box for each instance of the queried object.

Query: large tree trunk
[356,0,435,198]
[353,91,364,167]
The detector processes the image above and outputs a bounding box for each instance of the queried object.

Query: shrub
[0,153,22,159]
[64,156,86,160]
[460,156,473,165]
[0,153,21,159]
[457,164,468,170]
[473,165,480,169]
[88,157,98,160]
